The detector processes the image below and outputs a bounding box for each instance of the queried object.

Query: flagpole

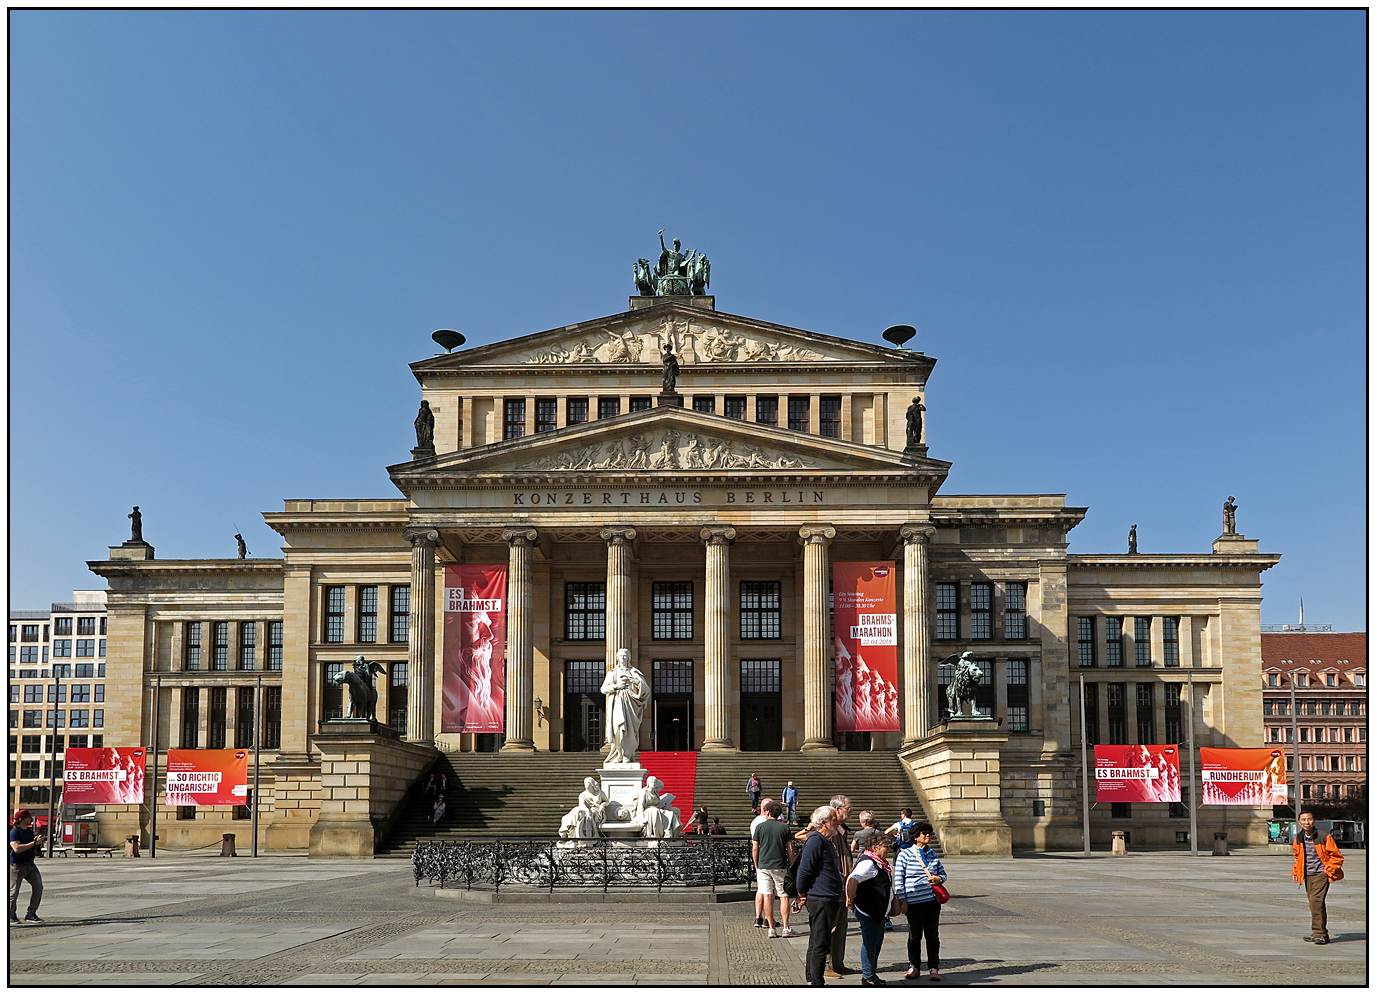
[1080,673,1091,856]
[150,674,161,859]
[1186,670,1197,857]
[252,673,262,858]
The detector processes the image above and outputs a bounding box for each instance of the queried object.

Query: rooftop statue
[634,232,708,297]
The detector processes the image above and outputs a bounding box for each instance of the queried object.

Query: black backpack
[783,832,809,898]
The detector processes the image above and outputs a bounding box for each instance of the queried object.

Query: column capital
[900,523,937,545]
[798,524,836,546]
[403,527,440,549]
[599,526,637,547]
[501,526,539,548]
[699,524,737,546]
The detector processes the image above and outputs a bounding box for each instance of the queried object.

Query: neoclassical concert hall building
[90,289,1280,854]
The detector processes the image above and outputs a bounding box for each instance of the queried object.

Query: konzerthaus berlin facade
[89,290,1280,853]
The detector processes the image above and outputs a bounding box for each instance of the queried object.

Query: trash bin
[220,833,237,857]
[124,835,140,858]
[1212,831,1229,856]
[1111,830,1128,855]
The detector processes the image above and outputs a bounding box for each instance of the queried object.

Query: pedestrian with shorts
[894,822,946,981]
[750,799,777,927]
[9,810,45,924]
[753,801,797,938]
[1292,811,1344,944]
[795,806,844,986]
[847,829,905,985]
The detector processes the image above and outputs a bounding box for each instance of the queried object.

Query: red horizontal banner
[1094,745,1181,802]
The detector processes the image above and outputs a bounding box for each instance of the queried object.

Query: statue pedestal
[411,445,436,461]
[597,763,647,828]
[110,541,155,561]
[898,720,1012,856]
[902,444,928,461]
[1213,534,1259,554]
[630,295,714,311]
[657,392,684,408]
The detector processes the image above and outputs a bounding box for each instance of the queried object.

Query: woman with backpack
[893,822,947,982]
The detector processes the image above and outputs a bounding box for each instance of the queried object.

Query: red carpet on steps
[638,752,697,823]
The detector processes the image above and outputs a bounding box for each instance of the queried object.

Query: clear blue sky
[11,11,1365,629]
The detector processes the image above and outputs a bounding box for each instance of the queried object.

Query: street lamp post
[1282,660,1308,820]
[44,665,63,856]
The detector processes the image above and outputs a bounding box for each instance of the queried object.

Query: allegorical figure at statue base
[635,775,683,838]
[559,777,610,839]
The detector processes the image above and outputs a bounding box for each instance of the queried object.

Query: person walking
[753,801,798,938]
[8,810,45,924]
[894,822,947,981]
[782,781,799,825]
[886,808,918,851]
[847,829,903,985]
[1292,811,1344,944]
[796,806,845,986]
[826,794,856,978]
[747,773,762,813]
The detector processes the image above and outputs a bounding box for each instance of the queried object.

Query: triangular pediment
[412,302,927,372]
[389,407,949,486]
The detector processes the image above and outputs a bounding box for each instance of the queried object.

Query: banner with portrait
[1200,747,1289,805]
[164,749,249,806]
[1093,744,1182,802]
[441,564,507,734]
[62,747,146,804]
[833,561,899,732]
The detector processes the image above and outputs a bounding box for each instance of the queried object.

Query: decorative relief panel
[521,428,818,472]
[523,317,827,365]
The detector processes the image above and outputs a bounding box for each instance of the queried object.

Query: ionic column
[600,527,637,672]
[404,527,439,742]
[700,524,737,751]
[799,524,837,751]
[500,527,538,752]
[901,524,937,744]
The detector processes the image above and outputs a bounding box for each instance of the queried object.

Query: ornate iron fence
[412,836,755,893]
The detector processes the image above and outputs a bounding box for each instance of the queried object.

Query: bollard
[1212,831,1229,856]
[220,833,237,857]
[1111,830,1128,856]
[124,835,140,858]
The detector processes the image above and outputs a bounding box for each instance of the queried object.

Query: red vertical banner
[442,564,507,734]
[164,749,248,806]
[1093,745,1182,802]
[833,561,899,732]
[63,747,145,804]
[1200,747,1289,805]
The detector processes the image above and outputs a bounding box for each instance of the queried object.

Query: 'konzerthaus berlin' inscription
[509,489,828,507]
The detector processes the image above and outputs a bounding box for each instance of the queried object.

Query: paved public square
[6,849,1366,987]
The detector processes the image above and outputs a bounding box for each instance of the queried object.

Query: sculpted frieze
[521,428,817,472]
[522,316,826,365]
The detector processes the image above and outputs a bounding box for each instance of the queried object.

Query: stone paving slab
[15,921,367,961]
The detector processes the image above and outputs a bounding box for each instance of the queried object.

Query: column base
[800,739,838,752]
[498,740,537,753]
[699,740,738,752]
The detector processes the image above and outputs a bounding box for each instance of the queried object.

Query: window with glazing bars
[724,396,746,419]
[503,398,526,439]
[535,398,558,432]
[268,622,283,670]
[209,687,227,748]
[565,660,605,694]
[1163,617,1179,666]
[652,582,693,640]
[324,587,345,643]
[390,586,410,642]
[1004,582,1027,639]
[1136,683,1155,743]
[54,618,72,636]
[935,583,958,640]
[565,583,606,641]
[357,586,377,643]
[182,690,200,748]
[1164,682,1181,743]
[239,622,256,669]
[389,662,408,732]
[1082,682,1099,744]
[740,582,781,640]
[1106,617,1123,667]
[629,396,653,412]
[322,661,344,720]
[213,622,230,670]
[819,396,841,437]
[970,583,992,639]
[1135,617,1152,666]
[692,396,715,414]
[788,396,810,431]
[1077,617,1096,667]
[756,396,778,426]
[598,397,621,419]
[741,659,781,693]
[78,617,97,636]
[1006,659,1030,731]
[263,687,282,749]
[236,687,255,748]
[567,397,589,423]
[655,659,695,693]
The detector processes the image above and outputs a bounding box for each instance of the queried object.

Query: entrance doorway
[563,660,606,752]
[655,700,691,751]
[740,659,783,752]
[652,660,694,752]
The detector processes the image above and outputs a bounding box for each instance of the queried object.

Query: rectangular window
[357,587,378,643]
[24,685,42,703]
[654,659,695,693]
[70,709,89,729]
[692,395,716,414]
[21,735,40,753]
[97,640,105,658]
[535,397,558,432]
[75,640,95,658]
[564,582,607,641]
[819,396,842,438]
[185,623,202,670]
[46,710,65,728]
[787,396,810,431]
[324,587,345,644]
[19,647,38,664]
[18,787,51,804]
[264,686,282,749]
[48,685,66,704]
[239,622,257,669]
[20,625,38,643]
[236,687,256,748]
[209,687,227,748]
[177,805,196,821]
[54,618,72,636]
[390,586,410,643]
[598,396,621,419]
[1164,683,1182,743]
[565,659,605,694]
[1267,672,1279,687]
[755,395,778,426]
[652,582,694,641]
[52,640,71,658]
[1078,617,1097,667]
[1163,617,1179,667]
[268,622,284,670]
[322,661,344,721]
[628,396,652,413]
[1326,673,1337,687]
[1006,659,1030,732]
[388,663,407,733]
[42,646,49,663]
[1135,617,1151,666]
[77,617,97,636]
[100,618,106,635]
[70,684,90,703]
[1004,582,1027,639]
[935,583,958,640]
[1107,682,1126,744]
[45,735,64,751]
[1106,617,1123,667]
[182,688,200,748]
[1112,803,1132,819]
[724,396,746,420]
[567,397,589,424]
[1136,684,1155,743]
[740,582,782,640]
[23,711,41,728]
[970,583,992,640]
[740,658,781,693]
[20,760,39,779]
[8,625,16,643]
[1082,683,1099,745]
[503,398,527,439]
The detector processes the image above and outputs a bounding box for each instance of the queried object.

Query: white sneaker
[781,927,799,938]
[768,926,778,938]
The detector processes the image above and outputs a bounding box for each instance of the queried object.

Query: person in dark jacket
[795,805,843,986]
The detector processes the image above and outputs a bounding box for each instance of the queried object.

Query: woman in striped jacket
[892,823,947,982]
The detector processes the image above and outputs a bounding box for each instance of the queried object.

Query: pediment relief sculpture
[522,316,831,365]
[518,428,820,472]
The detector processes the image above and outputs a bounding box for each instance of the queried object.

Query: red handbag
[918,849,950,904]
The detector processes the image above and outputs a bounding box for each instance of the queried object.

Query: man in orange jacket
[1291,811,1344,944]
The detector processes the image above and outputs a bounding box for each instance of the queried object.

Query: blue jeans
[855,908,886,980]
[785,801,797,823]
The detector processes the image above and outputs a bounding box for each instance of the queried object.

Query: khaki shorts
[756,867,787,896]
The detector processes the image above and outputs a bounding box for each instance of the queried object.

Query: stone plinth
[596,763,647,831]
[899,720,1012,856]
[309,720,436,857]
[657,392,684,408]
[629,295,714,311]
[1212,534,1259,554]
[109,542,154,560]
